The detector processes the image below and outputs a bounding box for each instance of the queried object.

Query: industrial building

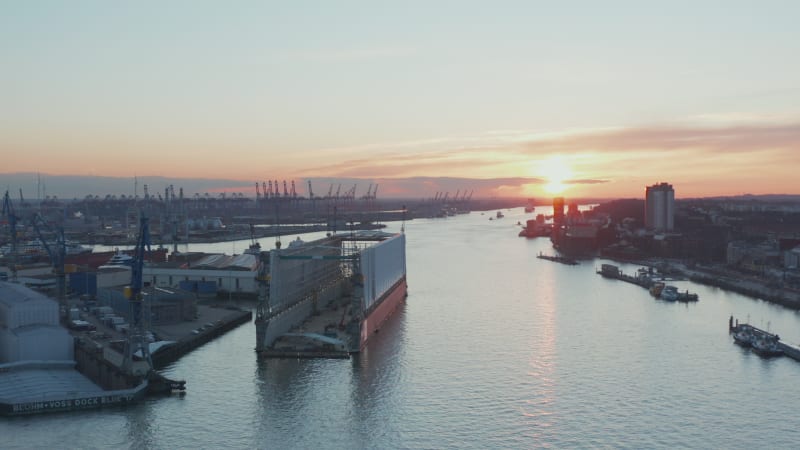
[143,253,260,297]
[95,285,197,327]
[645,182,675,232]
[0,282,73,363]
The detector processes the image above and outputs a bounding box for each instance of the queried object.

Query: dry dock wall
[360,234,406,310]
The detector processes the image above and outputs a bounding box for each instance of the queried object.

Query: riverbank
[600,255,800,310]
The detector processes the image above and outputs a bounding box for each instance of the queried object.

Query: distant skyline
[2,2,799,198]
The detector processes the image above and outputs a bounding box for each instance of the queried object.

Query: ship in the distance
[254,229,407,357]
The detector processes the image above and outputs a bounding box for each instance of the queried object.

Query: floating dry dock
[254,230,407,358]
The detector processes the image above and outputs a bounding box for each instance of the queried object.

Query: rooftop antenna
[401,204,406,234]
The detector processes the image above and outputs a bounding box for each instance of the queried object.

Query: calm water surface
[4,208,800,449]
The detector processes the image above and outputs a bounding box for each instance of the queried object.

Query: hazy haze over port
[2,1,799,198]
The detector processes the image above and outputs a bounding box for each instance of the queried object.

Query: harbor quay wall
[74,340,141,390]
[1,384,146,416]
[690,274,800,310]
[152,310,252,369]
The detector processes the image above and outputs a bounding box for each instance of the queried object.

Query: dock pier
[597,264,652,289]
[537,252,578,266]
[729,315,800,362]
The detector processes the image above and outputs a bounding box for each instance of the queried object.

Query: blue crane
[122,213,153,373]
[32,213,67,304]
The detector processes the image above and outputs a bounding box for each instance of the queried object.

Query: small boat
[496,211,504,219]
[649,282,665,298]
[677,290,699,302]
[660,285,679,302]
[751,335,783,357]
[732,327,754,347]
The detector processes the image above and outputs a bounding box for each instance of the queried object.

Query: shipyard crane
[2,190,19,282]
[327,184,334,199]
[335,184,342,199]
[307,180,314,199]
[363,184,373,200]
[372,184,378,199]
[255,182,261,203]
[283,180,289,197]
[31,213,67,305]
[121,214,186,391]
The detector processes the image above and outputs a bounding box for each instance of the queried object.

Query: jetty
[597,264,652,288]
[537,253,578,266]
[728,316,800,361]
[598,264,698,302]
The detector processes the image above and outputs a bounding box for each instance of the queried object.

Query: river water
[4,207,800,449]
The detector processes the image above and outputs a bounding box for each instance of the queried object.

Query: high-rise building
[553,197,565,224]
[645,182,674,231]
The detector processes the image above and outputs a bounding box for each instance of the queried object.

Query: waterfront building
[645,182,675,231]
[143,253,260,297]
[0,282,73,363]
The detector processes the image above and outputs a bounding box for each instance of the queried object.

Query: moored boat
[751,335,783,357]
[650,282,665,298]
[660,285,679,301]
[732,327,754,347]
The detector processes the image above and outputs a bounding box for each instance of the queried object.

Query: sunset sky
[2,1,799,199]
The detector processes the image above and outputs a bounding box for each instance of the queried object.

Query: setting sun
[539,156,573,195]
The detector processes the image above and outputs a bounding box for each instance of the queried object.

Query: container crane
[2,190,19,282]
